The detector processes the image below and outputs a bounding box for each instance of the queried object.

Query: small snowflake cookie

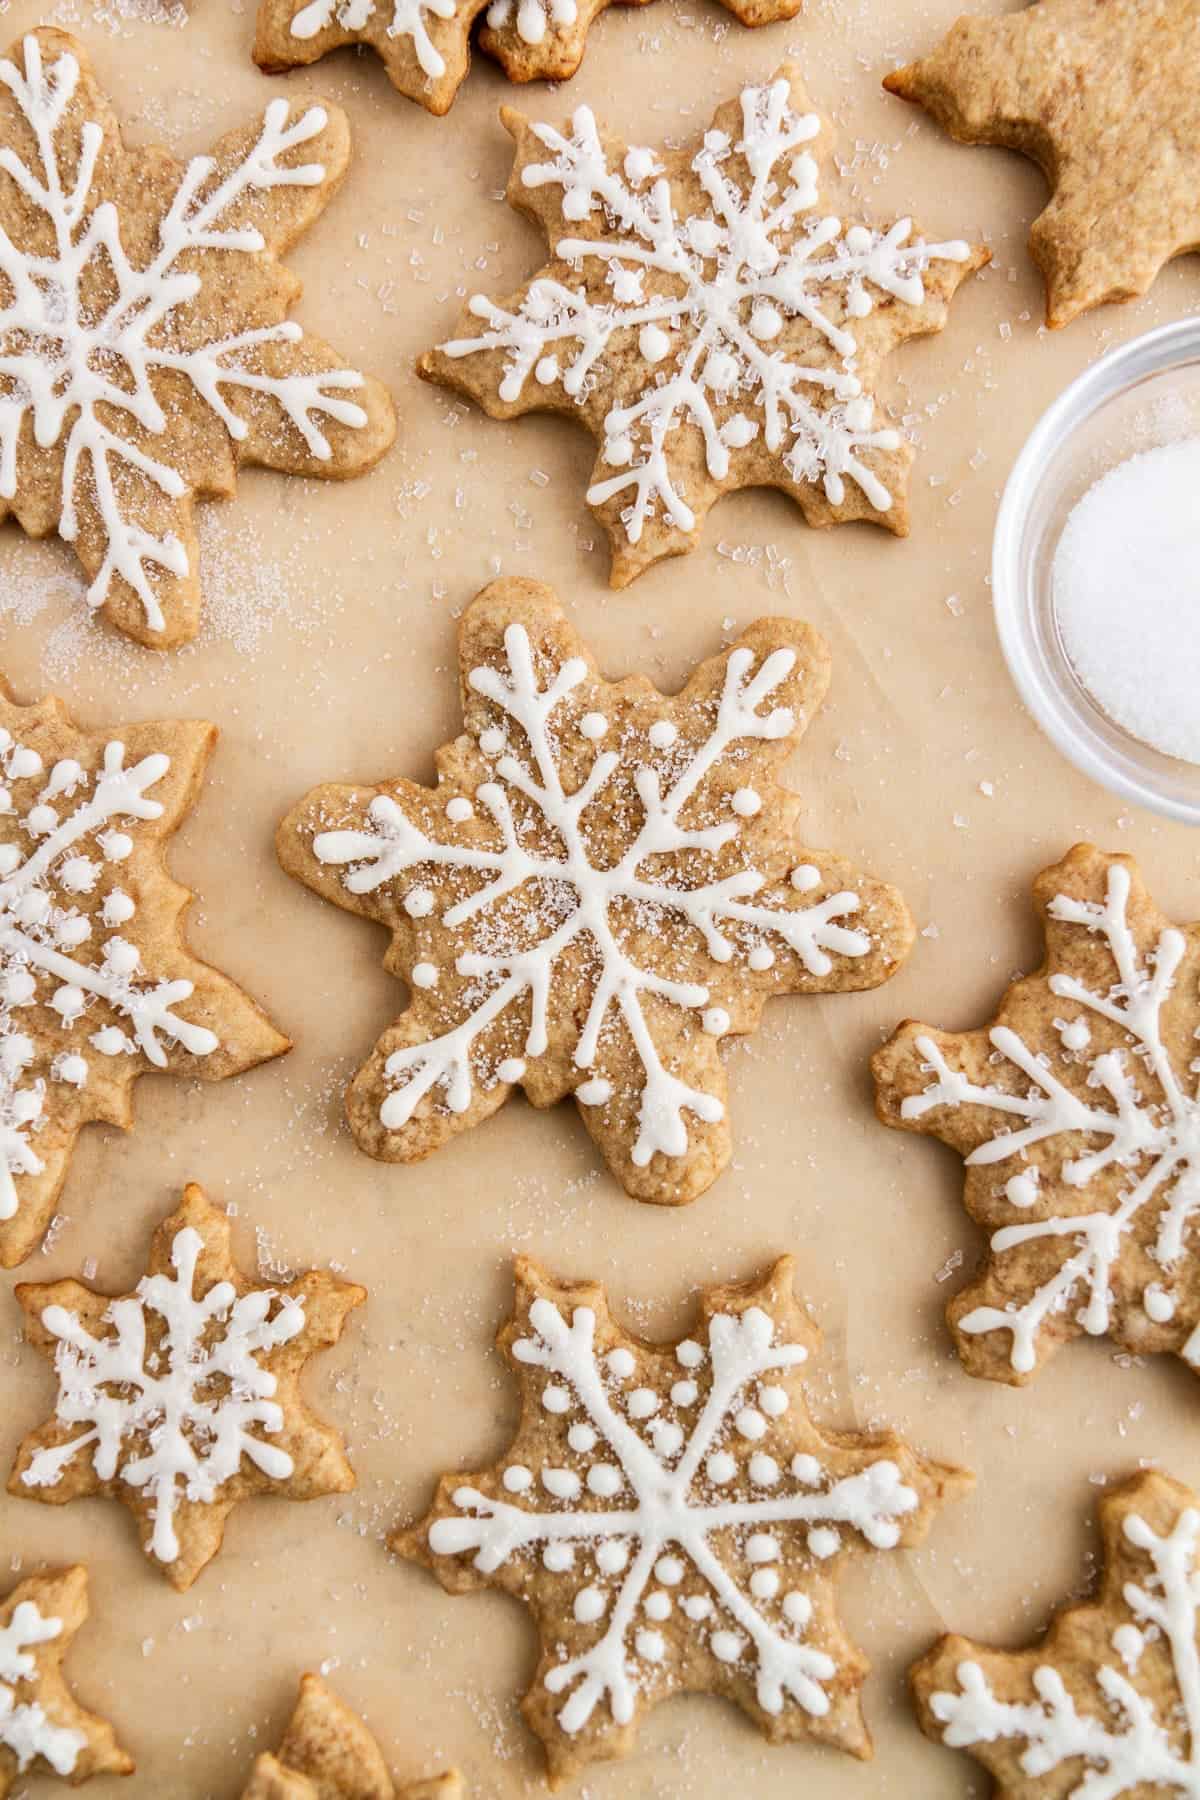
[418,71,987,585]
[10,1183,365,1591]
[873,843,1200,1387]
[913,1469,1200,1797]
[0,684,289,1268]
[0,29,395,648]
[399,1254,969,1785]
[0,1566,132,1798]
[278,578,914,1204]
[241,1673,463,1799]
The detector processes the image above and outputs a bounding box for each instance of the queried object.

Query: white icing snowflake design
[287,0,458,78]
[0,1600,84,1777]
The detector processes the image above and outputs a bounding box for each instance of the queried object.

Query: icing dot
[721,413,756,449]
[51,985,85,1023]
[683,1596,712,1621]
[2,970,35,1006]
[1112,1623,1145,1671]
[711,1630,744,1664]
[8,747,41,779]
[790,863,821,892]
[748,945,775,973]
[61,856,98,894]
[783,1591,812,1627]
[568,1423,597,1453]
[749,1452,780,1487]
[53,1053,87,1087]
[1144,1283,1176,1323]
[654,1556,684,1585]
[644,1590,671,1621]
[758,1385,788,1417]
[1058,1017,1091,1051]
[574,1585,606,1624]
[497,1057,526,1083]
[636,1629,665,1662]
[623,145,657,183]
[404,886,435,919]
[639,324,671,363]
[1005,1170,1039,1208]
[750,301,784,341]
[445,797,474,823]
[542,1383,570,1413]
[650,1420,684,1458]
[104,940,139,977]
[99,831,132,861]
[731,787,761,817]
[627,1387,659,1419]
[704,350,739,391]
[544,1543,574,1572]
[57,917,90,949]
[479,727,505,756]
[648,720,677,749]
[101,890,135,926]
[91,1026,129,1056]
[702,1007,730,1037]
[503,1464,532,1493]
[791,1454,821,1485]
[670,1380,698,1407]
[807,1527,840,1559]
[606,1348,635,1379]
[541,1467,581,1500]
[16,892,49,926]
[735,1407,766,1441]
[688,217,722,256]
[750,1568,780,1600]
[747,1533,780,1564]
[535,355,559,385]
[587,1464,623,1498]
[596,1541,628,1575]
[411,963,439,990]
[676,1340,704,1368]
[576,1078,612,1107]
[706,1451,736,1485]
[579,712,608,741]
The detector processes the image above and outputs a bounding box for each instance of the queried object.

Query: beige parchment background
[1,0,1199,1792]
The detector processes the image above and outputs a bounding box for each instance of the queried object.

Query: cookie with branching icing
[884,0,1200,327]
[10,1183,364,1591]
[278,577,914,1205]
[241,1673,462,1799]
[874,843,1200,1387]
[0,683,288,1267]
[0,29,395,648]
[913,1470,1200,1797]
[399,1254,969,1787]
[418,71,986,585]
[0,1566,132,1798]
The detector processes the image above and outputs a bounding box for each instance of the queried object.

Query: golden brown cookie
[0,682,288,1268]
[0,1565,132,1798]
[874,844,1200,1387]
[398,1254,969,1787]
[884,0,1200,327]
[913,1470,1200,1797]
[419,70,986,584]
[10,1183,365,1592]
[278,577,914,1205]
[241,1673,462,1799]
[0,28,395,648]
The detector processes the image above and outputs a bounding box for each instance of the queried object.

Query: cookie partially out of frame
[242,1673,462,1798]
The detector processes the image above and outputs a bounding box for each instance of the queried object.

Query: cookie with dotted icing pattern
[0,1565,132,1798]
[0,681,288,1268]
[277,577,914,1205]
[913,1470,1200,1797]
[885,0,1200,328]
[418,70,987,585]
[398,1254,970,1787]
[874,844,1200,1387]
[241,1673,463,1799]
[0,29,395,648]
[10,1183,365,1591]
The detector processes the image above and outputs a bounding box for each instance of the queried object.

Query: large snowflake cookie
[0,1566,131,1798]
[0,29,395,648]
[885,0,1200,327]
[399,1254,968,1785]
[913,1470,1200,1798]
[241,1673,462,1799]
[278,578,914,1204]
[10,1183,365,1591]
[419,72,986,586]
[874,843,1200,1387]
[0,682,288,1268]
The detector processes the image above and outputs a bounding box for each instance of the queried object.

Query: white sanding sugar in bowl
[1053,437,1200,763]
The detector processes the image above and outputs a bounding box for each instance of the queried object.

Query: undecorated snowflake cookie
[10,1184,365,1591]
[913,1470,1200,1798]
[0,683,288,1268]
[419,72,987,585]
[278,578,914,1204]
[399,1254,969,1786]
[874,844,1200,1386]
[241,1673,462,1799]
[0,29,395,647]
[0,1566,131,1798]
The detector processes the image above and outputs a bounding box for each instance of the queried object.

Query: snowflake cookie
[873,843,1200,1387]
[399,1254,969,1785]
[278,578,914,1204]
[0,29,395,647]
[10,1183,365,1591]
[0,1566,132,1798]
[914,1470,1200,1798]
[241,1673,463,1799]
[418,72,987,586]
[0,683,288,1268]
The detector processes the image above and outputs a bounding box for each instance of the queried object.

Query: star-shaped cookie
[241,1674,462,1799]
[884,0,1200,326]
[0,29,395,647]
[399,1254,969,1786]
[10,1183,365,1591]
[278,578,914,1205]
[0,1566,131,1798]
[419,70,986,584]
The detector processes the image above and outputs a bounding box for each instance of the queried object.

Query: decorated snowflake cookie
[10,1184,365,1591]
[241,1673,463,1799]
[278,578,914,1204]
[419,72,986,585]
[914,1470,1200,1798]
[400,1254,968,1785]
[0,683,288,1268]
[874,844,1200,1386]
[0,29,395,648]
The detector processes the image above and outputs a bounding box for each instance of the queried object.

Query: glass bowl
[992,317,1200,825]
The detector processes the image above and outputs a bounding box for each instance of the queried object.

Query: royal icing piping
[288,0,458,77]
[0,732,220,1222]
[314,621,870,1165]
[485,0,576,46]
[902,864,1200,1373]
[0,1600,85,1775]
[20,1224,303,1565]
[441,79,970,544]
[428,1291,920,1734]
[0,34,370,632]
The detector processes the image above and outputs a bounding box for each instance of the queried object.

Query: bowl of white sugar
[993,318,1200,823]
